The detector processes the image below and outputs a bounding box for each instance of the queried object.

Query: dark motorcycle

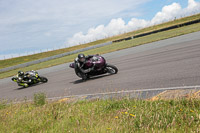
[69,55,118,80]
[12,71,48,88]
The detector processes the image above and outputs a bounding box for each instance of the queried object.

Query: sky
[0,0,200,59]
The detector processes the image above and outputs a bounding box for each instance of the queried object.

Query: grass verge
[0,13,200,69]
[0,98,200,132]
[1,21,200,79]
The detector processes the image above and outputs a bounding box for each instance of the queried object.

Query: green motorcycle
[12,71,48,88]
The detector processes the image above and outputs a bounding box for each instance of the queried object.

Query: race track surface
[0,31,200,101]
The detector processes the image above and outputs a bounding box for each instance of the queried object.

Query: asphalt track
[0,31,200,101]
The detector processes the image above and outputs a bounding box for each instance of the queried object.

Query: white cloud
[185,0,200,13]
[1,0,200,60]
[127,18,150,32]
[67,18,127,45]
[0,0,150,52]
[151,3,182,24]
[67,0,200,46]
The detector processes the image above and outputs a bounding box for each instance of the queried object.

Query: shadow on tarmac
[14,83,46,90]
[72,74,113,84]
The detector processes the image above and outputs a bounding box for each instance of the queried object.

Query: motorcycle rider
[12,70,47,87]
[16,70,37,84]
[74,53,99,80]
[16,71,25,79]
[15,71,30,82]
[70,53,118,80]
[75,54,95,73]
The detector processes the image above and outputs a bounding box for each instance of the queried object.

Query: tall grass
[34,92,46,106]
[0,98,199,132]
[0,100,7,110]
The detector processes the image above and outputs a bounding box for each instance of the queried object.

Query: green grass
[0,98,199,132]
[117,13,200,40]
[0,39,109,69]
[1,21,200,79]
[34,92,46,106]
[1,13,200,69]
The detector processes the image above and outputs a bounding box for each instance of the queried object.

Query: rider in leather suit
[16,70,38,84]
[75,54,95,74]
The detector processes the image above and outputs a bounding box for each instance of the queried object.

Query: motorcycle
[12,71,48,88]
[69,55,118,80]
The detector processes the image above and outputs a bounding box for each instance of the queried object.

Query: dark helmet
[18,71,24,76]
[78,53,86,62]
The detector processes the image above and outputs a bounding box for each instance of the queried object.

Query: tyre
[81,75,87,81]
[23,83,29,88]
[40,76,48,83]
[106,64,118,74]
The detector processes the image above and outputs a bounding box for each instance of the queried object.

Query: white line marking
[47,85,200,100]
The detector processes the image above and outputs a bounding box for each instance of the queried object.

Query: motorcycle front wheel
[106,64,118,74]
[39,76,48,83]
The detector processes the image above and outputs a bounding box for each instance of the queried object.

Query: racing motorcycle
[69,55,118,80]
[12,71,48,88]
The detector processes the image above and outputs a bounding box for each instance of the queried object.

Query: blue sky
[0,0,200,59]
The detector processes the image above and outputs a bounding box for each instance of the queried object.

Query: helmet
[78,54,86,62]
[18,71,24,76]
[31,70,36,73]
